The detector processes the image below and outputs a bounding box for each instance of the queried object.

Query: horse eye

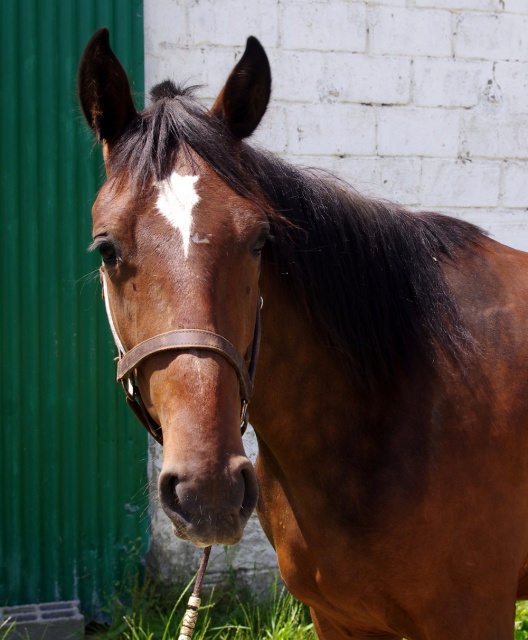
[252,233,271,256]
[98,241,118,265]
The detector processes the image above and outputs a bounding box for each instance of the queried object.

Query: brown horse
[78,29,528,639]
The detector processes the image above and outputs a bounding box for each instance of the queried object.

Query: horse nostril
[240,465,259,517]
[157,458,259,546]
[158,470,181,516]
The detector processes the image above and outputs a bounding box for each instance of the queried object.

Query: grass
[90,586,528,640]
[516,601,528,639]
[84,577,528,640]
[87,571,316,640]
[0,619,14,640]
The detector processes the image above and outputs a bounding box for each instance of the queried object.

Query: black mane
[109,82,484,391]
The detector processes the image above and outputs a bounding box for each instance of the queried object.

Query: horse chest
[255,447,417,630]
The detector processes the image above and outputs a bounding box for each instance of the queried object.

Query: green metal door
[0,0,147,619]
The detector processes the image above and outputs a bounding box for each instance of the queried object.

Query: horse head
[78,29,271,547]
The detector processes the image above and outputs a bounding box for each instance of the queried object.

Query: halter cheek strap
[100,268,261,445]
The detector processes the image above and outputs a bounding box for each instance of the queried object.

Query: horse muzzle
[158,455,259,546]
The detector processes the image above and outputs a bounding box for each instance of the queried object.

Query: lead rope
[177,545,212,639]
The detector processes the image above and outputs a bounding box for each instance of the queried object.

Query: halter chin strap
[100,268,261,445]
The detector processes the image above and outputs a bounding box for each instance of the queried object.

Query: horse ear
[78,28,137,143]
[211,36,271,139]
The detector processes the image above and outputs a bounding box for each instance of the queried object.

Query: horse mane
[109,81,485,392]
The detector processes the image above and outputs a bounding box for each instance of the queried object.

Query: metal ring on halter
[240,400,250,435]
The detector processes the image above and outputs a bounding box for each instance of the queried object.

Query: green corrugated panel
[0,0,147,620]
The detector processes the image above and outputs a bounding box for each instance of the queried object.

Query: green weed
[0,619,15,640]
[86,576,528,639]
[516,601,528,640]
[88,571,316,640]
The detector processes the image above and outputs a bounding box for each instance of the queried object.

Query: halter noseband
[100,268,261,445]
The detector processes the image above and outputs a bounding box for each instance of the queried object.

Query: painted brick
[323,53,411,105]
[415,0,503,10]
[252,104,290,154]
[144,1,188,50]
[462,111,528,159]
[454,13,528,62]
[494,62,528,114]
[295,155,383,195]
[501,162,528,207]
[268,50,325,104]
[145,46,241,100]
[272,51,410,106]
[280,2,367,52]
[379,157,422,205]
[369,7,452,57]
[495,117,528,159]
[378,107,460,157]
[286,103,376,156]
[504,0,528,13]
[188,0,279,48]
[367,0,407,5]
[290,155,421,206]
[421,158,500,207]
[460,110,501,158]
[413,58,493,108]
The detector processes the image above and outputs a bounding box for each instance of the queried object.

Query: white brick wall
[143,0,528,585]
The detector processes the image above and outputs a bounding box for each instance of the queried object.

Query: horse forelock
[107,83,259,197]
[149,80,200,102]
[105,81,485,391]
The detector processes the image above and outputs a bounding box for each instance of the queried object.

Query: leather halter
[100,268,261,445]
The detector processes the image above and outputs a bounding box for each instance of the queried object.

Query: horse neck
[251,265,356,440]
[250,262,436,524]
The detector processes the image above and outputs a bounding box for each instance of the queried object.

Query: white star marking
[155,172,200,258]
